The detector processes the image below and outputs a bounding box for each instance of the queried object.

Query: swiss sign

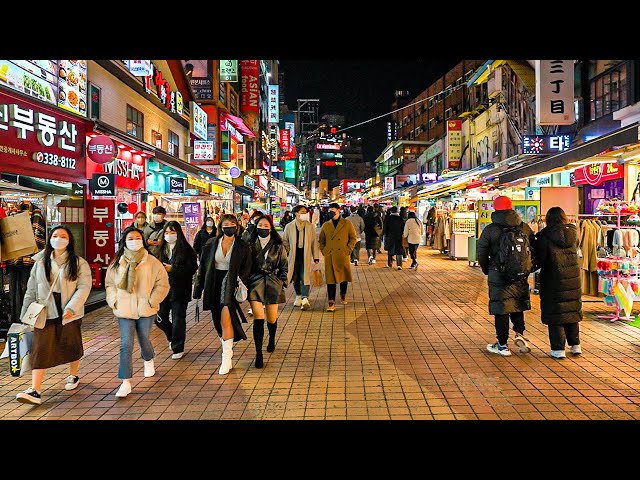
[87,135,118,164]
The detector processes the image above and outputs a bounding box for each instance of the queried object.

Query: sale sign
[574,162,624,186]
[182,202,202,244]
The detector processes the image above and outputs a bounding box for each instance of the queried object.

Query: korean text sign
[268,85,279,124]
[535,60,575,125]
[240,60,259,114]
[86,199,115,266]
[0,89,86,182]
[182,202,201,244]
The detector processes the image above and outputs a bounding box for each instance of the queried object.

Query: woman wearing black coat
[156,221,198,359]
[193,216,217,258]
[364,206,383,265]
[382,206,405,269]
[246,215,288,369]
[193,214,252,375]
[534,207,582,359]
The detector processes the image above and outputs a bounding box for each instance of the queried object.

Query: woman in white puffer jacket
[105,226,169,399]
[403,211,424,270]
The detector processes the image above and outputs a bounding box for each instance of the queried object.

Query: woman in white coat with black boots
[16,226,92,405]
[106,226,170,398]
[402,211,424,270]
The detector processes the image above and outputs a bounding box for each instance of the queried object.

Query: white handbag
[21,269,62,328]
[235,277,248,303]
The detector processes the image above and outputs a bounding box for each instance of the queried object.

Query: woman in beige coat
[403,211,424,270]
[105,226,169,398]
[282,205,320,311]
[319,203,358,312]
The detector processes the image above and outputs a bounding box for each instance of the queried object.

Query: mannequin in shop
[7,202,46,324]
[143,206,168,258]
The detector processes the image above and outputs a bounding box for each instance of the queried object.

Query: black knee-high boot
[253,319,265,368]
[267,321,277,353]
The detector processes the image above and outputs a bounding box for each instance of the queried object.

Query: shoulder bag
[21,268,63,328]
[235,277,248,303]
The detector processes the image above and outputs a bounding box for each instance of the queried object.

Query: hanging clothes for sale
[578,219,599,296]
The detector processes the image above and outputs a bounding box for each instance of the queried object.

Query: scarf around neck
[118,248,146,293]
[295,218,306,246]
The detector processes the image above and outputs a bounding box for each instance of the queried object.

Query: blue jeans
[292,261,310,298]
[350,241,361,262]
[118,316,155,379]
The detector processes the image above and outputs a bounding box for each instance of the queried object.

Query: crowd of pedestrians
[13,198,583,405]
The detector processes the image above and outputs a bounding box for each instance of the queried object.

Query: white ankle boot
[115,380,132,398]
[293,295,302,307]
[219,338,234,375]
[143,359,155,377]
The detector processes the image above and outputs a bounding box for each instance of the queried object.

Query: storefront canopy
[498,123,640,184]
[220,112,257,139]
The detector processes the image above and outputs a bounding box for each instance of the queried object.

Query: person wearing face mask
[245,215,288,368]
[319,203,359,312]
[193,215,252,375]
[193,216,217,259]
[280,210,293,231]
[105,227,170,398]
[142,206,168,258]
[133,211,148,231]
[282,205,320,311]
[155,221,198,359]
[15,226,92,405]
[241,210,264,243]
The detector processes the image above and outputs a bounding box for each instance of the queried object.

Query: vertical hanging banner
[240,60,259,114]
[535,60,575,125]
[86,199,115,266]
[446,120,462,170]
[182,202,202,244]
[280,129,290,155]
[268,85,279,124]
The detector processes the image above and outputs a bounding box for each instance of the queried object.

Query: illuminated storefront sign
[522,134,572,154]
[143,66,184,115]
[317,143,340,151]
[574,162,624,186]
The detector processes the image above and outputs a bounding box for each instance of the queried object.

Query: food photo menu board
[0,60,87,117]
[58,60,87,116]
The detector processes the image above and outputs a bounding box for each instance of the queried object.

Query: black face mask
[222,226,236,237]
[257,228,271,238]
[331,210,340,219]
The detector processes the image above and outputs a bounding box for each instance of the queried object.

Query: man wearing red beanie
[477,195,535,356]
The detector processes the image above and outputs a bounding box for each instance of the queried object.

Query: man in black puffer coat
[477,196,535,357]
[534,207,582,359]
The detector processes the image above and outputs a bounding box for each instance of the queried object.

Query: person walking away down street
[193,215,252,375]
[133,211,149,232]
[143,206,168,258]
[319,203,358,312]
[347,204,365,266]
[16,226,92,405]
[477,195,535,357]
[364,205,383,265]
[193,216,217,259]
[283,205,320,311]
[383,206,405,270]
[403,211,424,270]
[105,227,170,398]
[534,207,583,359]
[399,206,409,260]
[246,215,288,368]
[310,205,321,230]
[156,221,198,360]
[374,204,385,254]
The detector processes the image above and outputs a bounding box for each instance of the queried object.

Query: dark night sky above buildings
[280,59,460,162]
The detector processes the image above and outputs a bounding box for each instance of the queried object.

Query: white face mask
[153,214,164,223]
[164,233,178,244]
[206,221,214,227]
[298,213,310,222]
[136,218,146,225]
[126,239,144,252]
[50,237,69,250]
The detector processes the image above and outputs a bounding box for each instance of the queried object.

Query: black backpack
[498,225,533,281]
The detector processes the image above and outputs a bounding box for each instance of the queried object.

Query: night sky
[280,59,460,163]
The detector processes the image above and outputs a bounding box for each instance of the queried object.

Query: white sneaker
[16,388,42,405]
[486,342,512,356]
[550,350,566,359]
[371,259,376,264]
[143,359,155,377]
[293,296,302,307]
[248,307,253,316]
[64,375,80,391]
[301,298,311,310]
[570,344,582,355]
[397,266,402,270]
[171,352,184,360]
[368,256,373,265]
[513,334,531,354]
[115,381,132,398]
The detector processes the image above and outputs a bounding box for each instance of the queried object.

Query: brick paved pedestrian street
[3,247,640,420]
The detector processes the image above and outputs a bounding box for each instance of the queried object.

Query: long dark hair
[110,226,149,271]
[162,221,196,265]
[201,216,215,230]
[250,215,282,245]
[216,214,240,238]
[408,211,421,226]
[44,225,79,282]
[546,206,569,227]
